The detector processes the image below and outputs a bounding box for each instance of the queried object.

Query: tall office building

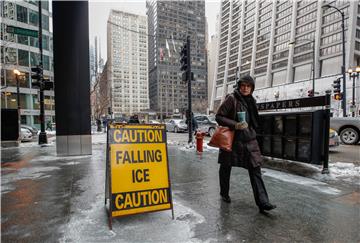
[211,0,359,116]
[208,34,219,107]
[107,10,149,116]
[1,0,54,127]
[146,0,207,117]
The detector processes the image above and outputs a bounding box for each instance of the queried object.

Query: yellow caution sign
[105,123,173,227]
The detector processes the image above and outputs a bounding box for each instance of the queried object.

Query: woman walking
[215,75,276,214]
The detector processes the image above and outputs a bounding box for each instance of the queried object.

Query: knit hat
[237,75,255,92]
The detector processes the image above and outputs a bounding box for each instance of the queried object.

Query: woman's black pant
[219,163,269,207]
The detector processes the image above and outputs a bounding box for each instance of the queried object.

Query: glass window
[43,55,50,71]
[18,35,28,45]
[42,35,49,50]
[18,49,29,66]
[29,9,38,26]
[16,5,28,23]
[33,95,40,109]
[1,69,5,86]
[8,71,30,88]
[29,37,39,47]
[2,47,17,64]
[5,70,16,86]
[30,52,40,66]
[3,2,16,19]
[42,14,49,31]
[42,1,49,11]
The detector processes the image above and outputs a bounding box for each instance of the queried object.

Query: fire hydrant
[196,131,206,152]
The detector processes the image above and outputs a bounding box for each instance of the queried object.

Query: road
[329,144,360,164]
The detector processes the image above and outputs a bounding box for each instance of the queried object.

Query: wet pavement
[1,134,359,242]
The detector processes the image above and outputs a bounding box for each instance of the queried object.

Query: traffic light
[180,43,188,71]
[31,65,43,88]
[334,93,343,100]
[182,72,194,82]
[332,78,341,94]
[307,89,314,97]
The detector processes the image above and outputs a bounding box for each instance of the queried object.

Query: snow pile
[314,162,360,185]
[329,162,360,178]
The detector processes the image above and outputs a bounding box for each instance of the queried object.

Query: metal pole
[322,94,330,174]
[38,1,47,144]
[312,40,315,95]
[187,36,192,144]
[352,73,356,117]
[323,5,346,116]
[16,74,21,142]
[341,12,346,117]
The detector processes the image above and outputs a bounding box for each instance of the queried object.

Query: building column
[53,1,92,156]
[286,1,298,84]
[265,2,278,87]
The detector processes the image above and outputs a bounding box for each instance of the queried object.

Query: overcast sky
[89,0,221,62]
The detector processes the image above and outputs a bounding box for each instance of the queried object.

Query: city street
[1,133,359,242]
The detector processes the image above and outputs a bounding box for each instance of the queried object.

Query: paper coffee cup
[237,111,246,122]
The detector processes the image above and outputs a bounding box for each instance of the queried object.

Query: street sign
[6,25,38,38]
[105,123,173,229]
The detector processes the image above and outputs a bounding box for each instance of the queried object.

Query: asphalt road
[329,144,360,164]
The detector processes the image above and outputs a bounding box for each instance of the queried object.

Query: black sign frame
[256,95,330,174]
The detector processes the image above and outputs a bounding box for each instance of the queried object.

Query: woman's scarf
[233,90,259,129]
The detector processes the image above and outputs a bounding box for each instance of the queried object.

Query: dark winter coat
[215,90,263,169]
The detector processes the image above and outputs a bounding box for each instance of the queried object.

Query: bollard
[196,131,206,152]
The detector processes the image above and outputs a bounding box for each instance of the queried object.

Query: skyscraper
[211,0,359,116]
[1,0,54,127]
[107,10,149,117]
[147,0,207,118]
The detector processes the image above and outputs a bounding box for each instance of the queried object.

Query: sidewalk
[1,133,359,242]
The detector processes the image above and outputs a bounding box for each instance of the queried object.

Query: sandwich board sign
[105,123,173,229]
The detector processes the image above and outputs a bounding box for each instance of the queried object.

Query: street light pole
[37,1,47,144]
[311,39,315,95]
[14,69,21,142]
[348,67,360,117]
[323,4,346,117]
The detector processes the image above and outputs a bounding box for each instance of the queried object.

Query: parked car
[329,128,340,148]
[166,119,187,133]
[149,120,161,124]
[20,128,33,142]
[194,115,218,136]
[330,117,360,145]
[21,124,38,136]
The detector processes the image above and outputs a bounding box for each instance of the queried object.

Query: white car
[149,120,161,124]
[20,128,33,142]
[330,117,360,145]
[166,119,187,133]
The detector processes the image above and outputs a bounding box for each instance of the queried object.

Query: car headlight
[329,130,338,138]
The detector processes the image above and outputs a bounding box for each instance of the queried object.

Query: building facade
[211,0,360,117]
[146,0,207,118]
[1,0,54,127]
[107,10,149,117]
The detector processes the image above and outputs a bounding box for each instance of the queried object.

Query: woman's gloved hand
[235,121,248,130]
